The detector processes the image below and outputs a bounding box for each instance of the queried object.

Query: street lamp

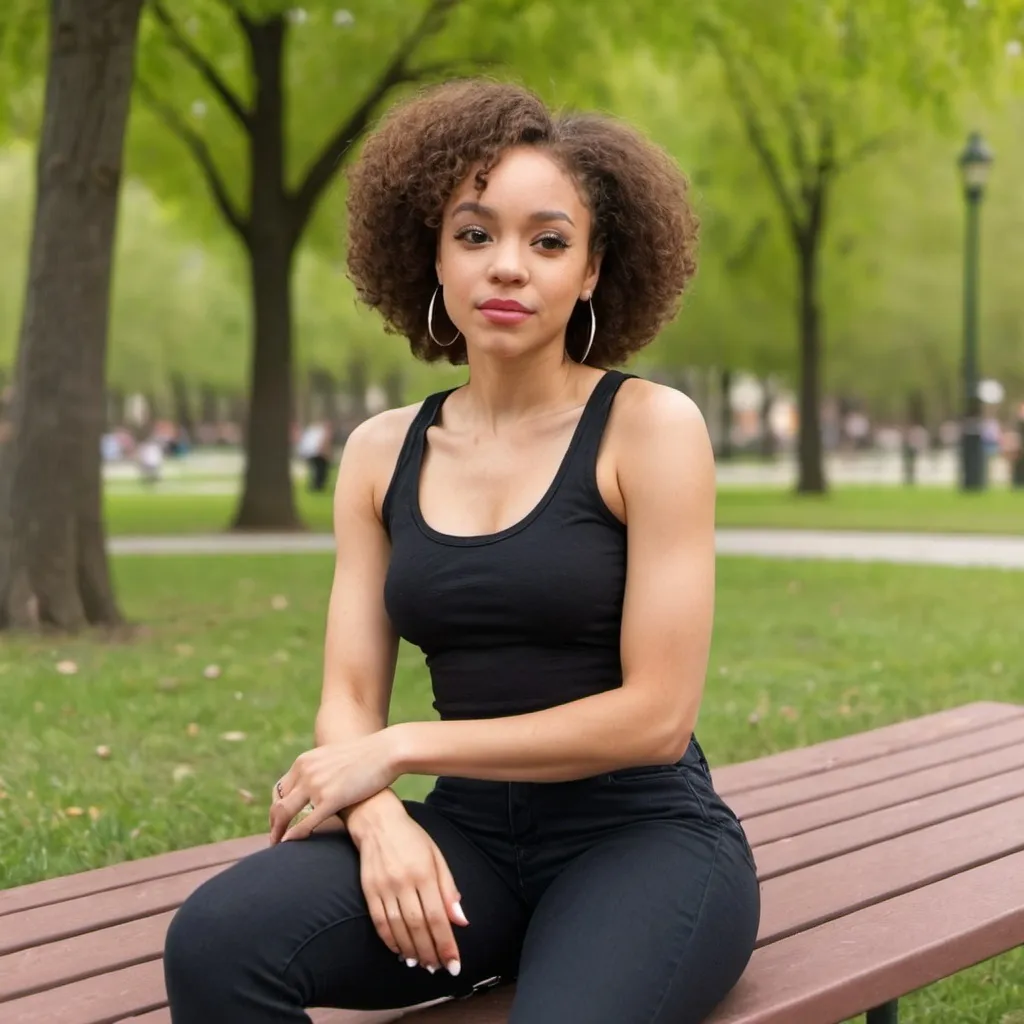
[957,131,993,492]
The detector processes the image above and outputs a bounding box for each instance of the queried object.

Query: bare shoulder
[337,401,426,517]
[612,377,710,450]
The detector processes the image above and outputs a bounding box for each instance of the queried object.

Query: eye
[454,226,490,245]
[535,233,569,251]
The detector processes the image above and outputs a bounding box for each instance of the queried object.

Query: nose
[487,238,529,285]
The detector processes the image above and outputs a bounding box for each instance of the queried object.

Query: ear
[581,250,603,302]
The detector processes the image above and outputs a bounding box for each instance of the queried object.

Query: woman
[164,79,760,1024]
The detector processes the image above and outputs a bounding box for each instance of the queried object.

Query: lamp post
[957,131,993,492]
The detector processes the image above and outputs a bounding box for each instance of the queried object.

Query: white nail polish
[405,958,418,968]
[426,964,437,974]
[453,901,468,924]
[447,959,461,977]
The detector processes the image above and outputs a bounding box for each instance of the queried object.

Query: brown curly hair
[345,79,699,366]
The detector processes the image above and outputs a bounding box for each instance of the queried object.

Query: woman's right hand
[344,790,470,977]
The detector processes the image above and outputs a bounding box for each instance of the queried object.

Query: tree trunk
[170,372,195,436]
[718,367,734,460]
[0,0,142,631]
[232,18,301,531]
[759,376,778,460]
[795,232,827,493]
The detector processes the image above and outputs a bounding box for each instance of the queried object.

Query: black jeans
[164,738,760,1024]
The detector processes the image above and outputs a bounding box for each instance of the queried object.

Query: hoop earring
[575,298,596,364]
[428,286,461,348]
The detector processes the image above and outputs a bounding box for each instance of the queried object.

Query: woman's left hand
[269,731,399,844]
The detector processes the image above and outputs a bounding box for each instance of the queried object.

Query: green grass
[716,485,1024,534]
[1,554,1021,1020]
[101,485,1024,537]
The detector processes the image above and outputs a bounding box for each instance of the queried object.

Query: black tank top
[382,370,635,720]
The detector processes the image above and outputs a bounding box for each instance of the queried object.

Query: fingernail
[453,901,468,924]
[447,959,461,977]
[426,964,437,974]
[405,958,418,968]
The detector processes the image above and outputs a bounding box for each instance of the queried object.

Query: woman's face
[436,146,601,361]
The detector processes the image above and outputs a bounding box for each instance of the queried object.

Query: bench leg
[866,1001,898,1024]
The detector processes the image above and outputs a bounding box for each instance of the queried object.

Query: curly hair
[345,79,699,366]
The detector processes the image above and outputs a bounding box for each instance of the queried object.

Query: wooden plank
[744,747,1024,847]
[0,912,176,1003]
[0,836,264,919]
[712,701,1023,795]
[0,867,225,957]
[3,960,167,1024]
[123,1008,418,1023]
[710,851,1024,1024]
[729,715,1024,820]
[753,766,1024,880]
[758,794,1024,944]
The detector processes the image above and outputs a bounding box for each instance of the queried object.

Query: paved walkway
[109,529,1024,570]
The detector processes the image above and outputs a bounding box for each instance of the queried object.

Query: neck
[457,346,598,434]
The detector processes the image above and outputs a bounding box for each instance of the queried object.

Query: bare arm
[315,414,407,821]
[388,383,716,782]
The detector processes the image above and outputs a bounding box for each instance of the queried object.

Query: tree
[0,0,144,630]
[131,0,515,530]
[687,0,1023,492]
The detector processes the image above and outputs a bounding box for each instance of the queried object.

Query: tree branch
[136,79,250,244]
[290,0,463,236]
[835,128,901,175]
[149,0,251,130]
[711,36,803,236]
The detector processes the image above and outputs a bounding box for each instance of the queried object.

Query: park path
[109,528,1024,570]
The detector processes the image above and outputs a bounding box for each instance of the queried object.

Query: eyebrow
[451,200,575,227]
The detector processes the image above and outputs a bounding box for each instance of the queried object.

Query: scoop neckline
[412,371,615,548]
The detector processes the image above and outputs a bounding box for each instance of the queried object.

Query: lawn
[101,485,1024,537]
[1,554,1021,1020]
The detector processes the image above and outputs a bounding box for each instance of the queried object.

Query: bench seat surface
[3,701,1023,1024]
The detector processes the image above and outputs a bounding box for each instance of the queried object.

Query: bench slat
[0,867,224,957]
[2,959,167,1024]
[759,794,1024,944]
[0,912,175,1003]
[744,746,1024,847]
[0,836,265,919]
[710,850,1024,1024]
[753,765,1024,879]
[729,715,1024,819]
[712,701,1022,795]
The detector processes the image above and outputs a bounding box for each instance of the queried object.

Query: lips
[478,298,533,326]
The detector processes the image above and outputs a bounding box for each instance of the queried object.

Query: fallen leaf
[271,595,289,610]
[747,712,761,725]
[779,706,800,721]
[64,806,85,817]
[838,704,852,716]
[237,788,255,804]
[56,660,78,675]
[172,764,194,782]
[88,806,102,822]
[95,745,111,760]
[203,664,222,679]
[186,722,200,737]
[0,790,7,800]
[220,731,247,742]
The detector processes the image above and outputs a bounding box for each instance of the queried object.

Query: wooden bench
[3,700,1024,1023]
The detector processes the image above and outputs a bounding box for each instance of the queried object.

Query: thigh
[508,820,760,1024]
[165,801,528,1015]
